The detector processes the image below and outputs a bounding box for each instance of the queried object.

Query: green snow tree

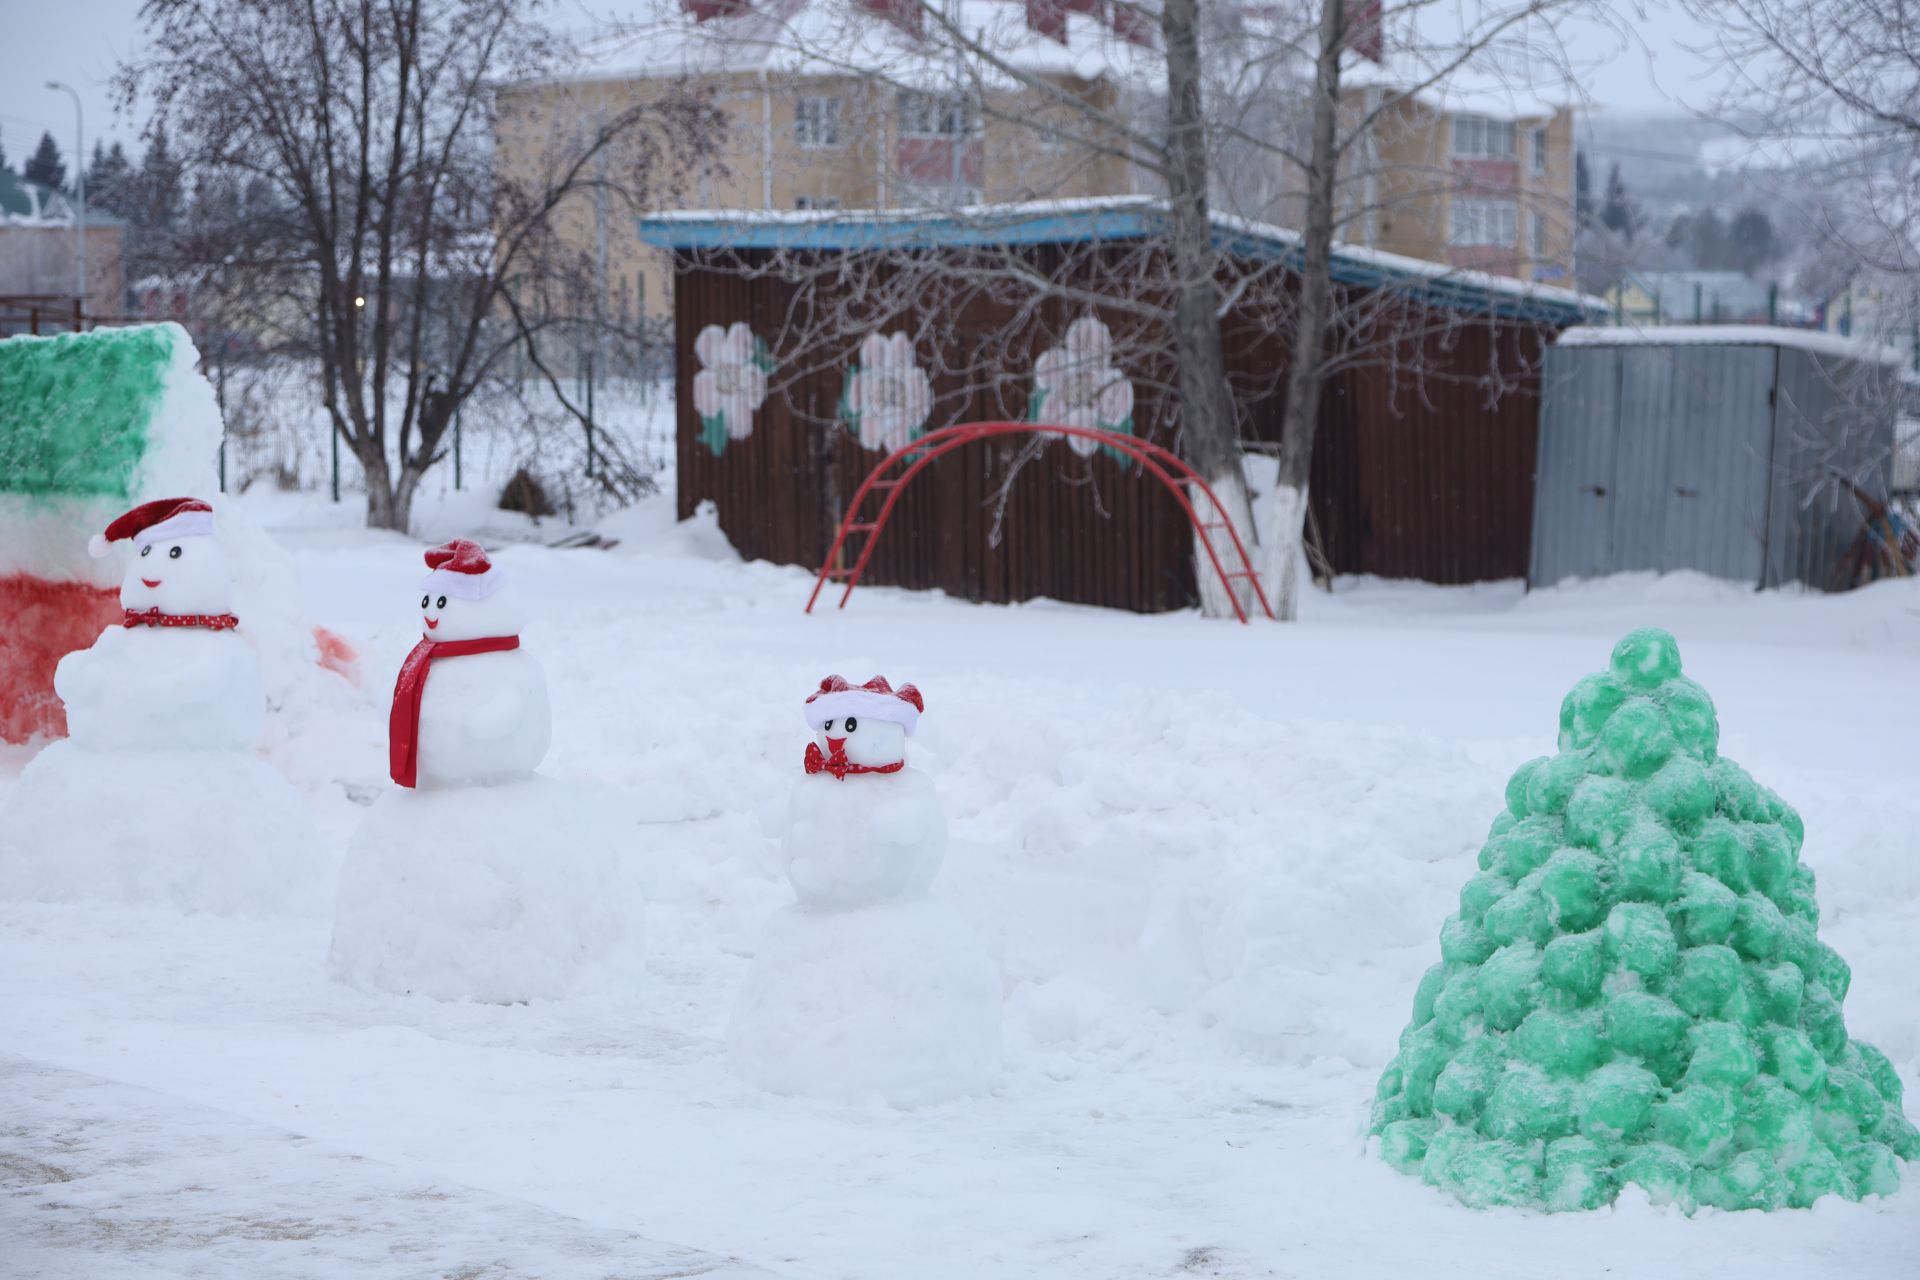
[1372,628,1918,1212]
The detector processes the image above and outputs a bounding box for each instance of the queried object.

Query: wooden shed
[637,199,1605,612]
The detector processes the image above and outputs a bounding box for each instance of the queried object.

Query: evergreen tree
[1575,151,1592,226]
[136,128,182,231]
[1728,208,1779,276]
[0,125,11,176]
[1600,163,1636,242]
[24,131,67,193]
[1688,209,1729,271]
[87,141,135,216]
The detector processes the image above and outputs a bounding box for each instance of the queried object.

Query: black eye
[844,716,858,733]
[422,595,430,609]
[823,719,834,732]
[140,545,152,557]
[436,596,447,609]
[168,546,182,559]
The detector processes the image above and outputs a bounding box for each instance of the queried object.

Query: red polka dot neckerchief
[123,608,241,632]
[803,742,906,780]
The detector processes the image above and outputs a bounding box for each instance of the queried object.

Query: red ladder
[805,422,1275,623]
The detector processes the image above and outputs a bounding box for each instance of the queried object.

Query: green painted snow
[0,325,174,499]
[1372,628,1919,1213]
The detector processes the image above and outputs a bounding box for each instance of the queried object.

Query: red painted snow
[312,626,361,687]
[0,574,121,743]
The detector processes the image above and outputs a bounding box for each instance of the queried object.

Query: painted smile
[424,616,439,630]
[141,578,161,588]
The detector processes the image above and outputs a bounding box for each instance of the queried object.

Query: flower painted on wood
[840,332,933,452]
[692,322,773,456]
[1029,315,1135,458]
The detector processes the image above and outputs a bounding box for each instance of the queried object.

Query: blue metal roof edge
[637,207,1604,326]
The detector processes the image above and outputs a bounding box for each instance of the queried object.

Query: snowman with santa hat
[0,497,327,914]
[727,675,1002,1107]
[328,538,641,1003]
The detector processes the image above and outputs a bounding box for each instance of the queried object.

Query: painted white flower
[1030,315,1135,457]
[842,331,933,452]
[692,322,770,455]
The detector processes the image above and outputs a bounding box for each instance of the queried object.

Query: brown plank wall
[673,246,1562,611]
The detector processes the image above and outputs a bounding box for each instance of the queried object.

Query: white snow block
[0,741,333,916]
[328,777,644,1003]
[728,896,1002,1107]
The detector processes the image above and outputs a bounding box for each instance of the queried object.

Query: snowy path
[3,492,1919,1277]
[0,1055,768,1278]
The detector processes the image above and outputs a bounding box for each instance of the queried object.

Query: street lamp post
[44,81,86,315]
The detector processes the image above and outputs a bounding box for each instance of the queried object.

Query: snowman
[0,497,327,915]
[727,676,1002,1107]
[328,538,640,1003]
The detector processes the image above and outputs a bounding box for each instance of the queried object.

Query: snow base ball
[328,778,644,1004]
[1371,628,1920,1212]
[727,676,1001,1105]
[729,897,1003,1107]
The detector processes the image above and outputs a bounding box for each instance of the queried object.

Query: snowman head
[418,538,521,642]
[91,497,236,616]
[803,675,923,770]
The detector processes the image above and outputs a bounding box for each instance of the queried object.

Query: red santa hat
[420,538,506,601]
[89,496,216,558]
[803,675,924,735]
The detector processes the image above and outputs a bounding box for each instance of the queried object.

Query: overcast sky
[1,0,1734,174]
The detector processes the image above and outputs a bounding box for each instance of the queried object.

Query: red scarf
[388,634,520,788]
[124,608,240,631]
[803,742,905,781]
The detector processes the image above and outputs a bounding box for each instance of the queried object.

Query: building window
[795,96,842,149]
[1450,198,1517,247]
[896,182,982,209]
[795,195,841,211]
[1532,127,1549,173]
[898,90,976,137]
[1532,211,1548,256]
[1452,115,1517,158]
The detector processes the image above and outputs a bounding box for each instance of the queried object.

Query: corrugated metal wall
[674,247,1569,611]
[1531,340,1895,590]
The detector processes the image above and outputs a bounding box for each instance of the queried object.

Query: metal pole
[331,423,340,503]
[1767,283,1778,325]
[453,405,463,490]
[45,81,85,311]
[216,337,228,493]
[1693,282,1702,324]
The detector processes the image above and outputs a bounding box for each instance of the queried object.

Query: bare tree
[123,0,718,531]
[605,0,1593,615]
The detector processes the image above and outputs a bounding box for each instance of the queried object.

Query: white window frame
[795,96,842,150]
[1450,198,1517,247]
[1532,127,1549,173]
[898,89,977,138]
[1452,115,1517,159]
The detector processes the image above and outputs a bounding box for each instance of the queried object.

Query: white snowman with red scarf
[0,497,327,915]
[328,538,640,1004]
[60,496,263,750]
[728,675,1001,1107]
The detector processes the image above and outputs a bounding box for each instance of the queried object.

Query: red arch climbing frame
[805,422,1277,623]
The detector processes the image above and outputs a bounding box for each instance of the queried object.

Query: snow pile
[1371,628,1920,1211]
[328,777,646,1003]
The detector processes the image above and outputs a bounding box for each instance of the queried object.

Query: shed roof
[636,196,1609,324]
[1556,323,1909,366]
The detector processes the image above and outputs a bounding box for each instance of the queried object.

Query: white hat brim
[803,688,920,734]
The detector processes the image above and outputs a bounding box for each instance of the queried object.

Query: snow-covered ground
[4,485,1919,1278]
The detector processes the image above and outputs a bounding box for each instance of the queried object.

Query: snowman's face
[419,586,521,643]
[814,714,907,769]
[122,536,234,615]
